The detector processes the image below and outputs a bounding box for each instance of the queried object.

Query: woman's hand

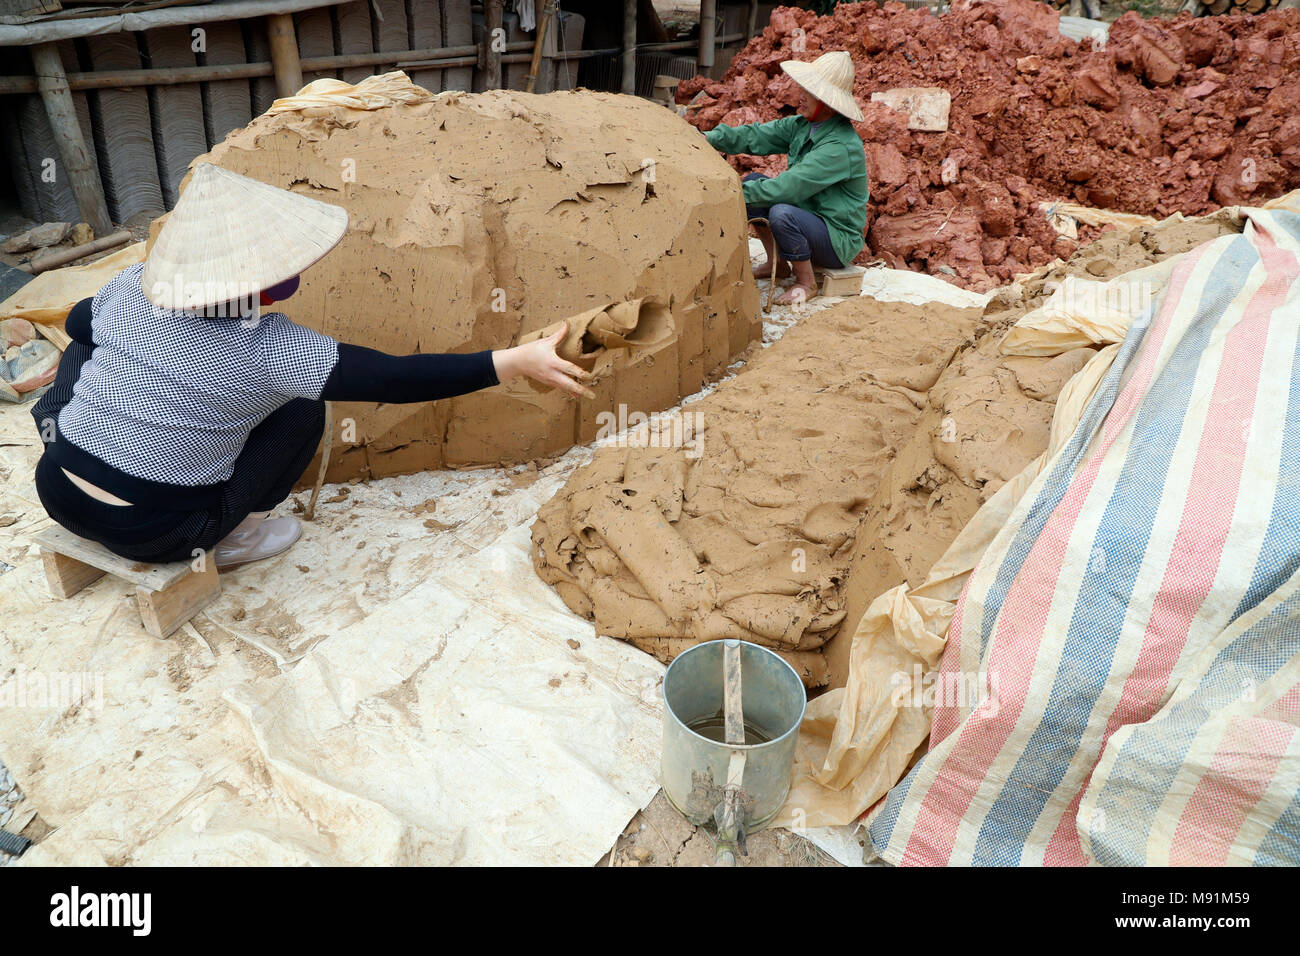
[492,323,595,399]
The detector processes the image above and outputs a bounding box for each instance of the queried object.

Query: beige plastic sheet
[0,242,144,327]
[1009,191,1300,358]
[780,190,1300,829]
[1039,201,1157,235]
[267,71,434,114]
[1000,257,1181,356]
[0,409,665,865]
[778,345,1119,827]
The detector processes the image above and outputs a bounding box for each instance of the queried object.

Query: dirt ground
[602,790,848,867]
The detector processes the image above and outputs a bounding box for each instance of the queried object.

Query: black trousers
[33,342,326,563]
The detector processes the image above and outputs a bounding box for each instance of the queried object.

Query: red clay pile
[678,0,1300,290]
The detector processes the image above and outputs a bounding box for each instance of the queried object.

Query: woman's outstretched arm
[317,323,592,404]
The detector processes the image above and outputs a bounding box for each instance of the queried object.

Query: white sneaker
[214,516,303,570]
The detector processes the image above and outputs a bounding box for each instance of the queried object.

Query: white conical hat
[141,164,348,311]
[781,50,864,123]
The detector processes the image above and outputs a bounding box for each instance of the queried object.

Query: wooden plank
[135,555,219,639]
[33,525,197,591]
[34,321,71,352]
[41,548,105,599]
[482,0,502,91]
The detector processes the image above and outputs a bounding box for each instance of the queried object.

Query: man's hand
[492,323,595,399]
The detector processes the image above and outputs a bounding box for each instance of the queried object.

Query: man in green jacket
[705,50,868,305]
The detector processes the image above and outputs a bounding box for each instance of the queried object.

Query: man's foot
[215,516,303,570]
[753,259,793,280]
[773,283,818,307]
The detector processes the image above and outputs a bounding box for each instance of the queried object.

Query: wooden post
[699,0,717,73]
[622,0,637,95]
[525,0,555,93]
[29,42,112,237]
[20,229,132,274]
[266,13,303,98]
[483,0,503,90]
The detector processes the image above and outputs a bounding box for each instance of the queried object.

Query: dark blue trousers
[743,173,844,268]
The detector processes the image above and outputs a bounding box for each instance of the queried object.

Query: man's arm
[740,140,854,206]
[704,116,801,156]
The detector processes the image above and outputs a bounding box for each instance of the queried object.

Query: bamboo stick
[0,42,538,95]
[19,230,133,274]
[525,0,555,94]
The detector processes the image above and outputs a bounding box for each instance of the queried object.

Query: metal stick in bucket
[715,639,746,865]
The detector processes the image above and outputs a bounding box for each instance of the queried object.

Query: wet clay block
[197,88,760,480]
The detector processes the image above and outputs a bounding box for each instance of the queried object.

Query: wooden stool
[34,526,221,639]
[815,265,868,297]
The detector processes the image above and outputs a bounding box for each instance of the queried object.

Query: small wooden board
[34,525,219,639]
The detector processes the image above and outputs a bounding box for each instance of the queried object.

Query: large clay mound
[532,296,985,686]
[533,205,1244,686]
[200,86,760,480]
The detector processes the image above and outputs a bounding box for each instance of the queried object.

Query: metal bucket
[661,640,806,831]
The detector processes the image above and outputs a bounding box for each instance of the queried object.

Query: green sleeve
[741,140,854,206]
[704,116,800,156]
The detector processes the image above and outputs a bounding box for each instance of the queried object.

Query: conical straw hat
[780,50,864,123]
[141,164,348,311]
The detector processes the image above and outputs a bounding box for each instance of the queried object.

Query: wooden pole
[266,13,303,98]
[0,42,546,95]
[699,0,717,73]
[622,0,637,95]
[484,0,503,90]
[525,0,556,94]
[20,230,133,275]
[29,42,112,237]
[748,0,760,38]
